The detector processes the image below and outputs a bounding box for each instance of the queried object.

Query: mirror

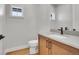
[50,4,79,36]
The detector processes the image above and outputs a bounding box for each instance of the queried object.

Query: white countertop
[39,32,79,49]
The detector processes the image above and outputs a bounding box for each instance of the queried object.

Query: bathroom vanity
[38,32,79,55]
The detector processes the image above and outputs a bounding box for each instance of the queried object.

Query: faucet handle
[57,27,63,35]
[60,27,63,34]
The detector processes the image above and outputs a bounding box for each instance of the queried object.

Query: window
[11,6,23,17]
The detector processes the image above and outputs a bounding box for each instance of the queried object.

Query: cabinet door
[53,44,71,55]
[52,44,73,55]
[39,36,49,55]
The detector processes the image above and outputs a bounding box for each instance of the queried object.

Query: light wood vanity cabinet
[38,35,52,55]
[38,36,49,55]
[38,34,79,55]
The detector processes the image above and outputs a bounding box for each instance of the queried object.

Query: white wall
[51,4,73,30]
[4,4,37,51]
[3,4,54,52]
[73,4,79,31]
[0,4,5,34]
[0,4,5,54]
[4,4,73,52]
[35,4,55,33]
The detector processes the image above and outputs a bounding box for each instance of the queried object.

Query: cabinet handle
[48,41,52,55]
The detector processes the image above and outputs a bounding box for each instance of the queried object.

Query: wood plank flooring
[6,48,29,55]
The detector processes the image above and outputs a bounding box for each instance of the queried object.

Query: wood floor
[6,48,29,55]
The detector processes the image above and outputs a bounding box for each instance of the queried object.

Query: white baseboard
[4,45,29,54]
